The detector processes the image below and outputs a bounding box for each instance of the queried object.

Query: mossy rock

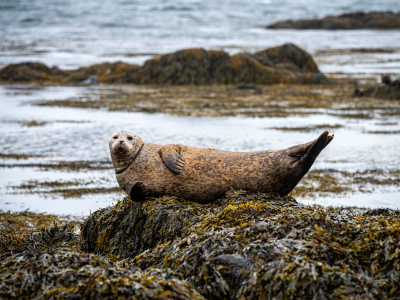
[66,62,141,83]
[267,11,400,30]
[0,249,204,300]
[358,85,400,100]
[137,48,231,85]
[253,43,320,73]
[2,191,400,299]
[80,190,400,299]
[0,62,67,83]
[0,44,327,85]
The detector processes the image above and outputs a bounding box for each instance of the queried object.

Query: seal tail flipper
[287,131,334,176]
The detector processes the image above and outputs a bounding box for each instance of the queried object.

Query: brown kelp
[0,249,204,300]
[0,210,203,300]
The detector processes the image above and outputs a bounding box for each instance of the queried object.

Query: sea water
[0,0,400,76]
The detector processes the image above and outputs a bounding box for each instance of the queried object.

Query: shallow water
[1,0,400,77]
[0,85,399,214]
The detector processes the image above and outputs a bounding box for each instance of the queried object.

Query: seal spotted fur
[109,130,334,203]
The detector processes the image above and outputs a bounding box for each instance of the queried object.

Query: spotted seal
[109,130,334,203]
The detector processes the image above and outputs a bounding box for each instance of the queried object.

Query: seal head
[109,129,144,174]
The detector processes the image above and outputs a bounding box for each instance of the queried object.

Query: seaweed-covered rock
[0,45,326,85]
[358,85,400,100]
[253,43,320,73]
[66,62,140,84]
[0,249,204,300]
[355,74,400,100]
[80,191,296,259]
[137,46,326,85]
[0,210,78,260]
[81,190,400,299]
[0,62,140,84]
[137,48,231,85]
[267,11,400,30]
[0,62,67,83]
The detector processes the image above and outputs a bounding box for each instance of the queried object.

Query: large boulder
[137,48,231,85]
[78,191,400,300]
[137,45,325,85]
[252,43,320,73]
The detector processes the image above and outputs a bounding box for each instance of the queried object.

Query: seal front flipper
[159,145,186,174]
[129,181,150,202]
[287,131,334,177]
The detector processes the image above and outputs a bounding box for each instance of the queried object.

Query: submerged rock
[267,11,400,30]
[0,44,326,85]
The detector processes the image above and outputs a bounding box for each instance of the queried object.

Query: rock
[253,43,320,73]
[267,11,400,30]
[355,74,400,100]
[354,88,364,96]
[2,192,400,299]
[80,75,99,85]
[0,45,326,85]
[137,48,231,85]
[0,62,67,83]
[381,74,392,85]
[78,190,400,300]
[66,62,140,84]
[359,85,400,100]
[236,83,259,89]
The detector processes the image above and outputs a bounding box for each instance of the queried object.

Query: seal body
[109,130,334,204]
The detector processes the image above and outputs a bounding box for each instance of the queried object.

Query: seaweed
[2,191,400,299]
[0,249,204,300]
[80,190,400,299]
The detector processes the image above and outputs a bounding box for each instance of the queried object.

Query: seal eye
[113,136,118,139]
[128,137,133,141]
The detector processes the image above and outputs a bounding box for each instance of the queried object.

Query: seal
[109,129,334,203]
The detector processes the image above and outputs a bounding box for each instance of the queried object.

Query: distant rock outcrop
[0,44,326,85]
[355,74,400,100]
[0,62,140,84]
[267,11,400,30]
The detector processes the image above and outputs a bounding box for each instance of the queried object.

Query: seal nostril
[119,141,124,145]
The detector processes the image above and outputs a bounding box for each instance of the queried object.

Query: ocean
[1,0,400,76]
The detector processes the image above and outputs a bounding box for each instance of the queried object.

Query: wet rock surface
[0,44,326,85]
[2,191,400,299]
[267,11,400,30]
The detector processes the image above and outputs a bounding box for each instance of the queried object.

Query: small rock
[81,75,99,85]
